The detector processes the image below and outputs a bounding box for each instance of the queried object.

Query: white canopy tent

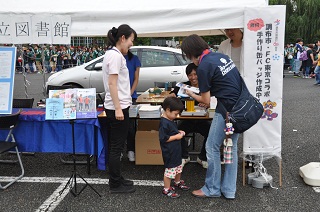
[0,0,268,38]
[1,0,286,186]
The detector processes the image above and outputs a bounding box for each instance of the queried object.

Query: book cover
[45,98,76,120]
[48,89,77,120]
[76,88,97,119]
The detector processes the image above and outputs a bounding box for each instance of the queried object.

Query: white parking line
[1,176,164,211]
[0,176,67,183]
[313,187,320,193]
[0,176,163,186]
[35,182,70,212]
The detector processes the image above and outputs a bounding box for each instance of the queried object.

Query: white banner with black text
[242,6,286,159]
[0,15,71,44]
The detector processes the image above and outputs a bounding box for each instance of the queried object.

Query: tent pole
[42,44,46,98]
[20,45,29,98]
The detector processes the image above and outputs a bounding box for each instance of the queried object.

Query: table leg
[243,159,246,186]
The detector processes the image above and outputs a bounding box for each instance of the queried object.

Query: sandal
[192,189,217,198]
[162,187,180,198]
[174,180,190,191]
[192,189,207,198]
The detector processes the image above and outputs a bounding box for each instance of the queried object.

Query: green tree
[135,37,151,46]
[270,0,320,44]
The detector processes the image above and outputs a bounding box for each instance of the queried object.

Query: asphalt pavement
[1,71,320,212]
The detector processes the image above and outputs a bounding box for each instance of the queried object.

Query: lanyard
[199,49,211,64]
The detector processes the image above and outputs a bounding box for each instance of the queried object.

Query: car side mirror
[94,62,103,70]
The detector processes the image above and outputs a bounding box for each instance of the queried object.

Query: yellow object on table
[185,99,195,112]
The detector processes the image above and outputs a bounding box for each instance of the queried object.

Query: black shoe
[110,184,136,193]
[121,178,134,186]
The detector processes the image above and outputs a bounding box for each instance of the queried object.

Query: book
[46,88,97,120]
[45,98,76,120]
[138,105,162,118]
[129,105,140,117]
[175,82,200,98]
[76,88,97,119]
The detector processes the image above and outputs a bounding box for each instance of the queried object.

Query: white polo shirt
[102,47,132,110]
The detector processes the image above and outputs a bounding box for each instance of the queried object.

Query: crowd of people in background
[15,45,106,74]
[284,39,320,81]
[14,43,220,74]
[14,38,320,79]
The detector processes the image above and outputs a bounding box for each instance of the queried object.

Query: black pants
[106,107,129,188]
[127,98,136,152]
[178,119,211,161]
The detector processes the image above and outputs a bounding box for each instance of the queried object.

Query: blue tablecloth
[0,108,105,168]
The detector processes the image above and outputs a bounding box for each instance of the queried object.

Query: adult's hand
[115,108,124,120]
[185,89,194,97]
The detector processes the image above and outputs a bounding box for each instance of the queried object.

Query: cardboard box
[135,120,164,165]
[136,119,160,131]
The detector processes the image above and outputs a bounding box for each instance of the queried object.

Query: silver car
[46,46,190,94]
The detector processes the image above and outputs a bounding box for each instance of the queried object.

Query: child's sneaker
[181,156,190,167]
[162,187,180,198]
[174,180,190,191]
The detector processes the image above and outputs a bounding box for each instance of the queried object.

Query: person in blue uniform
[181,34,242,199]
[124,50,141,162]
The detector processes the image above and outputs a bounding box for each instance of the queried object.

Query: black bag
[218,77,263,133]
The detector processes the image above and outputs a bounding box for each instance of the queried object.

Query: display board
[0,46,16,114]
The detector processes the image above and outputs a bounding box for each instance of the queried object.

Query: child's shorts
[164,164,183,179]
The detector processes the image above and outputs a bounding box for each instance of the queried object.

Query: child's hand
[176,133,183,140]
[179,130,185,136]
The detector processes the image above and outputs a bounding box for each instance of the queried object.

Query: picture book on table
[45,98,69,120]
[46,88,96,120]
[76,88,97,118]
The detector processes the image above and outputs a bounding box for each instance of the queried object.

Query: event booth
[0,0,285,186]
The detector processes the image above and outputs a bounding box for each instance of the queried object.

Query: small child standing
[159,96,190,198]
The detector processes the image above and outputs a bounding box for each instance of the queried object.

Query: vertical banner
[0,46,16,114]
[243,6,286,158]
[0,15,71,44]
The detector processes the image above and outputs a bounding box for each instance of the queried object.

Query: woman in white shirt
[218,28,243,76]
[102,24,137,194]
